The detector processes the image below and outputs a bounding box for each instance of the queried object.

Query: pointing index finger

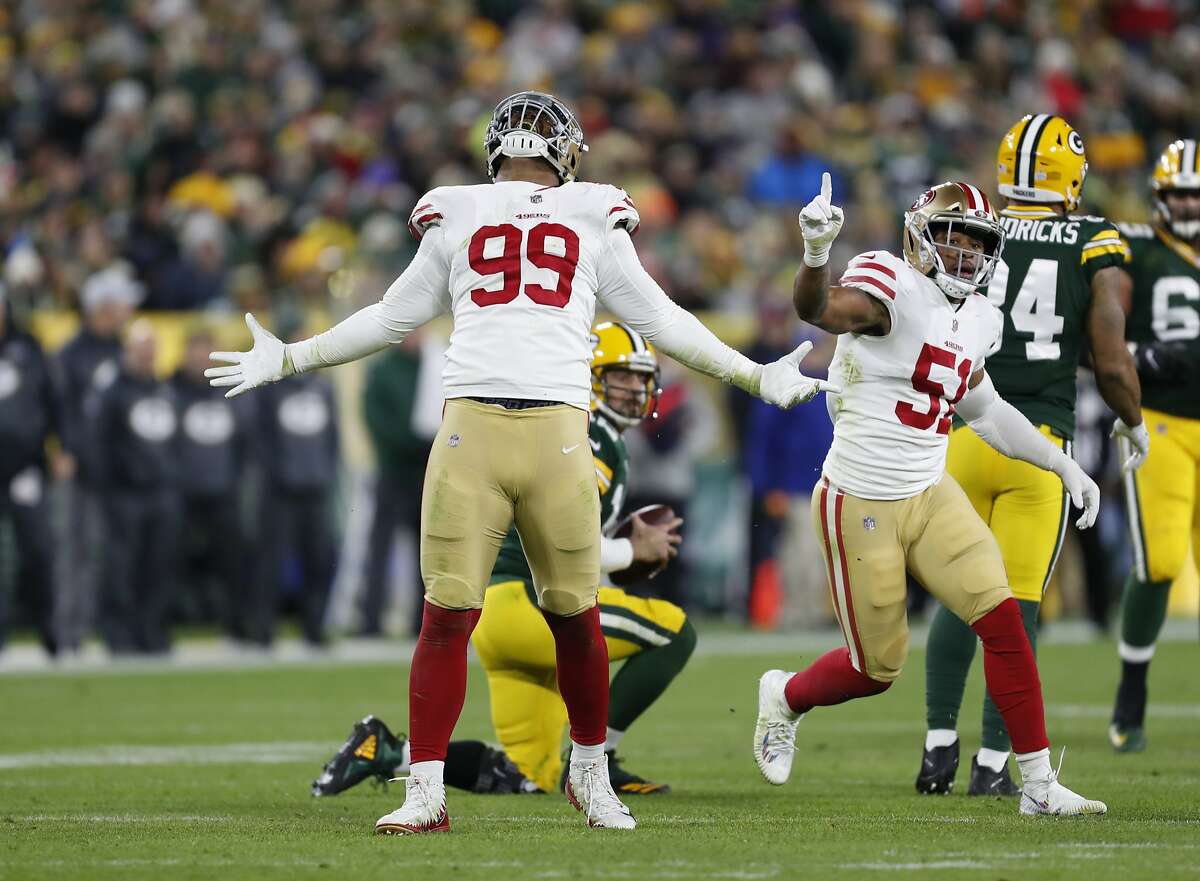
[820,171,831,202]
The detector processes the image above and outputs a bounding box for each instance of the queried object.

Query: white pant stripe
[823,484,862,672]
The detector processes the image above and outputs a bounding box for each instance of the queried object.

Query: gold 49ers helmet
[997,114,1088,211]
[590,321,660,429]
[903,181,1005,300]
[1151,139,1200,239]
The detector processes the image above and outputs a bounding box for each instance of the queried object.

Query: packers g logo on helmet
[589,322,660,429]
[1151,139,1200,240]
[996,114,1088,211]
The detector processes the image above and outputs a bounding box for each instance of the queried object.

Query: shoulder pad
[1068,214,1109,224]
[603,186,641,236]
[408,189,447,242]
[839,250,900,301]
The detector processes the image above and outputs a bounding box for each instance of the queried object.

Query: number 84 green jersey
[982,206,1130,439]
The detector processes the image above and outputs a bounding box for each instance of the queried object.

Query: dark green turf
[1,638,1197,880]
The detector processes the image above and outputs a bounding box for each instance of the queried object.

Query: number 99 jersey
[982,207,1130,438]
[1116,223,1200,419]
[823,250,1004,501]
[408,180,640,408]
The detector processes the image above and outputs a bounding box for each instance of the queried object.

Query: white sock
[1015,747,1051,786]
[925,729,958,750]
[605,727,625,753]
[570,741,605,764]
[976,747,1009,773]
[409,759,444,786]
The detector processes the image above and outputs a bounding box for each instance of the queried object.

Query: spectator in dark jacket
[95,320,179,654]
[359,335,433,637]
[255,322,340,646]
[172,325,256,642]
[55,263,139,651]
[0,288,62,655]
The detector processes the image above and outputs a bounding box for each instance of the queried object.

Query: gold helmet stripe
[1017,113,1052,188]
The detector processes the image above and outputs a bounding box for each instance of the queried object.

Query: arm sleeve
[600,536,635,574]
[596,228,763,394]
[287,227,451,373]
[955,372,1071,474]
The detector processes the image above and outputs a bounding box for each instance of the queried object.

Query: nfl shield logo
[862,516,876,531]
[530,194,543,203]
[952,319,959,332]
[448,433,461,447]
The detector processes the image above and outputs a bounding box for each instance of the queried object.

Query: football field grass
[1,632,1197,881]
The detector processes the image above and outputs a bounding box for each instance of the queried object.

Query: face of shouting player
[604,368,651,421]
[1164,190,1200,243]
[932,227,988,280]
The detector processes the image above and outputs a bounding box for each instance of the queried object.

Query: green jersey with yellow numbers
[1116,223,1200,419]
[980,206,1130,438]
[490,411,628,584]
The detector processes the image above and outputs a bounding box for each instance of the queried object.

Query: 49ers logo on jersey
[895,343,973,435]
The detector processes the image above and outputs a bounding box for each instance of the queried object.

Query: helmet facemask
[594,365,660,429]
[906,212,1005,300]
[1154,190,1200,242]
[484,91,587,184]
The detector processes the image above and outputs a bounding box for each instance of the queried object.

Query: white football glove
[758,340,840,409]
[1057,456,1101,530]
[1110,418,1150,474]
[799,171,845,267]
[205,313,294,398]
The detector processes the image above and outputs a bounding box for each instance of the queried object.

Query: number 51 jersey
[823,250,1004,501]
[408,180,640,408]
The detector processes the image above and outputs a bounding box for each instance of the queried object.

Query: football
[610,504,679,585]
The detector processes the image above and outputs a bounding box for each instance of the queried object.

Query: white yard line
[0,741,330,770]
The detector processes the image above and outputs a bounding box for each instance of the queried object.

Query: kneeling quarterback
[313,323,695,798]
[753,174,1108,816]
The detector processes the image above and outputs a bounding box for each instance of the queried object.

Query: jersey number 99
[468,223,580,308]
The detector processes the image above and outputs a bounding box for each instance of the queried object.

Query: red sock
[542,606,609,747]
[972,597,1049,754]
[407,601,481,764]
[784,647,891,714]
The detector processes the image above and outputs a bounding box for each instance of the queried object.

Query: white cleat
[1019,749,1107,817]
[754,669,803,785]
[564,756,636,829]
[375,774,450,835]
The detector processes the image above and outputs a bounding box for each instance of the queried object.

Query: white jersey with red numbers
[822,250,1004,500]
[407,180,640,407]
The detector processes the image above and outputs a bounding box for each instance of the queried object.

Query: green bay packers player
[313,323,696,797]
[918,115,1146,796]
[1109,140,1200,753]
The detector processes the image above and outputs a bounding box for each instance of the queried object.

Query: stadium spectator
[0,284,61,656]
[254,319,340,647]
[172,325,256,642]
[95,320,180,655]
[54,264,140,652]
[359,333,434,638]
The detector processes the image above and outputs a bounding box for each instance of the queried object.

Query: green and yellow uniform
[1115,223,1200,586]
[950,206,1129,601]
[473,411,689,792]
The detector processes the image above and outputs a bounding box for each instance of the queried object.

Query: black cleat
[606,752,670,795]
[966,756,1020,796]
[915,740,959,794]
[312,715,407,797]
[473,745,543,794]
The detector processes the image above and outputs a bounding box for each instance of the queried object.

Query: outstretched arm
[596,229,837,409]
[956,369,1100,528]
[207,228,451,397]
[1086,266,1148,472]
[792,173,890,336]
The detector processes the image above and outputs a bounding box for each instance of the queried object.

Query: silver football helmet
[484,91,587,184]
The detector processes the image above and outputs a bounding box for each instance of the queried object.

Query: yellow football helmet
[903,181,1005,300]
[997,114,1088,211]
[1151,139,1200,239]
[589,321,660,428]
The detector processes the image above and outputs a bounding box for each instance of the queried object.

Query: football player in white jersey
[752,174,1108,816]
[206,91,832,834]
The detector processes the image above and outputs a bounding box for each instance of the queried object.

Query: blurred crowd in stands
[1,0,1195,654]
